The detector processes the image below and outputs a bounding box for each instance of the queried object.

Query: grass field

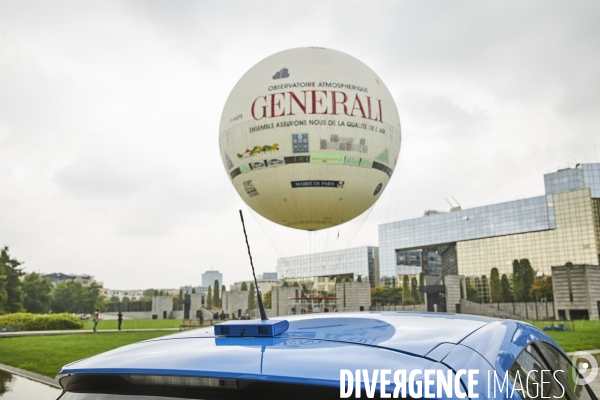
[81,318,183,330]
[526,319,600,353]
[0,331,174,378]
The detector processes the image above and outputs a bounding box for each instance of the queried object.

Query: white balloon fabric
[219,47,401,231]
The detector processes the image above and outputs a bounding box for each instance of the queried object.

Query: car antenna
[239,209,268,320]
[213,210,289,337]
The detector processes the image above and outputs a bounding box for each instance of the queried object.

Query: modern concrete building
[552,264,600,320]
[379,163,600,297]
[276,246,380,290]
[202,270,223,290]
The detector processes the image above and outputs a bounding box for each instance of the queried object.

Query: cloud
[272,68,290,80]
[1,1,599,289]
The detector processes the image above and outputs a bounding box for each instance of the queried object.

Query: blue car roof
[57,312,564,393]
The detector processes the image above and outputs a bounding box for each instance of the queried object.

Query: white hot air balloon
[220,47,401,231]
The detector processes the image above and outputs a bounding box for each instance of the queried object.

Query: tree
[481,275,491,303]
[22,273,53,314]
[489,268,502,303]
[82,282,105,312]
[357,275,362,283]
[301,283,309,297]
[51,281,84,313]
[263,290,272,308]
[371,286,395,305]
[411,277,420,304]
[520,259,535,302]
[530,275,553,301]
[213,279,220,308]
[465,279,481,303]
[143,289,155,297]
[153,289,159,296]
[501,274,512,302]
[282,281,289,287]
[207,286,213,309]
[110,296,120,303]
[402,275,412,305]
[0,247,24,314]
[122,296,130,303]
[240,282,248,291]
[248,283,256,309]
[418,272,425,303]
[512,260,522,302]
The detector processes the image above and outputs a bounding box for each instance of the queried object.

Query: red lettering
[310,90,329,115]
[251,90,381,121]
[331,91,348,116]
[367,96,376,121]
[350,94,366,119]
[251,96,268,120]
[270,93,286,118]
[288,92,306,116]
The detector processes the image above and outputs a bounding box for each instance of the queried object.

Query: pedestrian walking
[117,310,123,331]
[93,309,100,332]
[199,310,204,326]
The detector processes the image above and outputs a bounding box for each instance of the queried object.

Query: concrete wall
[336,282,371,312]
[459,299,555,320]
[444,275,465,313]
[370,304,427,312]
[104,311,153,319]
[222,291,249,319]
[151,296,173,319]
[189,293,205,320]
[271,286,298,317]
[553,265,600,320]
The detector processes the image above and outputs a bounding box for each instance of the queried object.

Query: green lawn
[527,319,600,353]
[81,318,182,330]
[0,331,173,378]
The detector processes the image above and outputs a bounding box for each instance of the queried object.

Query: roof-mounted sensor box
[214,319,289,337]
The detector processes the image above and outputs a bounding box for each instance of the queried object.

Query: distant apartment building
[231,273,280,295]
[41,273,103,287]
[100,288,144,301]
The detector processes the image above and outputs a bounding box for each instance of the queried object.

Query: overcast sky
[1,1,599,290]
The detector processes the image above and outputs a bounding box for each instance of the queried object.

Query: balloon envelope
[220,47,401,230]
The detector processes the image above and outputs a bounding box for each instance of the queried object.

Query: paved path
[0,363,60,388]
[0,328,181,338]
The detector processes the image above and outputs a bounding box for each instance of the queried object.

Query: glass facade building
[276,246,380,290]
[201,270,223,290]
[379,163,600,291]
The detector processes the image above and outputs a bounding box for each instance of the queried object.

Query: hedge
[0,313,84,331]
